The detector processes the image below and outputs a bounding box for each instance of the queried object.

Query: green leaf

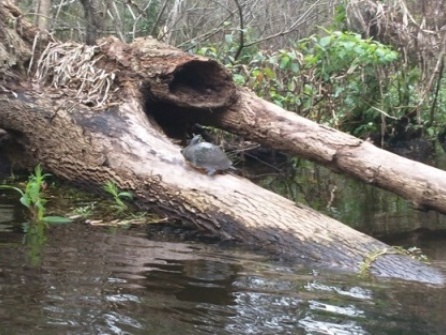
[303,55,318,65]
[42,216,73,224]
[104,181,118,196]
[232,73,246,86]
[0,185,25,197]
[232,74,246,85]
[118,192,133,200]
[263,67,276,79]
[426,127,435,137]
[279,56,290,69]
[319,36,331,48]
[290,62,300,73]
[20,196,31,209]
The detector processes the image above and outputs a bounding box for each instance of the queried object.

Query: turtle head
[189,134,203,146]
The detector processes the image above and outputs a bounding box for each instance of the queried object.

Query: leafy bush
[196,27,446,142]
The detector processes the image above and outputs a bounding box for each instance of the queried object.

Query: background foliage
[17,0,446,143]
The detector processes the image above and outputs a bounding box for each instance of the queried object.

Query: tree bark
[210,91,446,214]
[80,0,104,45]
[35,0,51,31]
[0,1,444,284]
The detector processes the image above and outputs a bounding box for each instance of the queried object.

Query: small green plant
[103,181,133,212]
[0,165,71,224]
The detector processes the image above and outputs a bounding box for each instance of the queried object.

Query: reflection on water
[0,219,445,335]
[261,160,446,236]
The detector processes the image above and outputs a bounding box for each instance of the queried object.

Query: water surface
[1,161,446,335]
[1,216,445,335]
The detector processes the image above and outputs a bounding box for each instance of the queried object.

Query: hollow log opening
[142,60,237,139]
[168,60,232,101]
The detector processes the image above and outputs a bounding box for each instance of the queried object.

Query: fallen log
[0,1,443,284]
[211,91,446,214]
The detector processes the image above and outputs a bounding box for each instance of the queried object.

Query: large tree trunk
[0,1,444,284]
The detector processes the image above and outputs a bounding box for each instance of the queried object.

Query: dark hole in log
[147,102,193,138]
[142,60,235,139]
[143,97,222,139]
[165,60,236,109]
[169,60,231,97]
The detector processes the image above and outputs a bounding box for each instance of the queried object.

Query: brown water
[2,162,446,335]
[1,202,446,335]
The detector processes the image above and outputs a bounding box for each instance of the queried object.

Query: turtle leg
[206,168,216,176]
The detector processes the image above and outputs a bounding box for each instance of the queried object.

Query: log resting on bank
[0,1,443,284]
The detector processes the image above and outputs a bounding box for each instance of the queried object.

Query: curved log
[0,1,443,284]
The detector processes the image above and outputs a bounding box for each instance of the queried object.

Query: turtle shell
[181,135,234,175]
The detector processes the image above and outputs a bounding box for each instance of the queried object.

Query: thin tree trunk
[35,0,51,31]
[80,0,105,45]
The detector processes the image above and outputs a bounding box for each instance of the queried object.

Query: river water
[1,164,446,334]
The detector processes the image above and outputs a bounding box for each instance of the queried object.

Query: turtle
[181,135,235,175]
